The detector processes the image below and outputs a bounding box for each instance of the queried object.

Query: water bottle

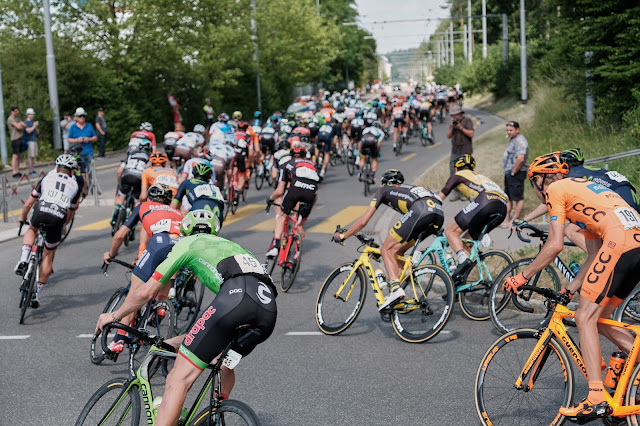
[411,250,423,266]
[569,261,580,276]
[604,351,627,388]
[375,269,387,288]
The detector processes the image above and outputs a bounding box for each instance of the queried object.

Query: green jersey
[152,234,273,295]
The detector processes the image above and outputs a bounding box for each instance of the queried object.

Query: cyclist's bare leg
[156,355,207,426]
[445,220,465,259]
[597,300,635,354]
[273,214,286,241]
[393,125,399,143]
[381,234,404,281]
[118,275,146,331]
[564,224,587,251]
[574,298,607,403]
[22,226,37,247]
[38,247,56,284]
[322,146,330,172]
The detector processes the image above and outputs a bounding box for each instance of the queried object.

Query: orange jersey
[247,126,259,149]
[141,166,179,196]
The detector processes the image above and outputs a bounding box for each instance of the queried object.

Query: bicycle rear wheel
[91,286,128,364]
[174,275,206,334]
[315,262,367,335]
[60,215,75,244]
[280,236,302,292]
[75,378,141,426]
[190,399,261,425]
[230,188,238,215]
[458,250,512,321]
[255,167,264,190]
[614,284,640,323]
[391,264,454,343]
[19,261,37,324]
[346,150,355,176]
[363,164,371,197]
[475,329,573,426]
[489,258,560,334]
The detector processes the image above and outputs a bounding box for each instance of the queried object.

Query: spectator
[501,120,529,228]
[95,107,108,158]
[7,106,27,178]
[446,105,475,175]
[203,98,215,130]
[68,107,98,173]
[23,108,39,177]
[60,112,73,153]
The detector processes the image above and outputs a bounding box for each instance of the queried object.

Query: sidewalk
[0,221,20,244]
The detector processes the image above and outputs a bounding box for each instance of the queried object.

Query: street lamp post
[0,60,7,166]
[468,0,473,64]
[520,0,527,103]
[482,0,487,59]
[251,0,262,112]
[43,0,62,150]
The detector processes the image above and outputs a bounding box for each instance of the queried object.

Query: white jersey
[333,112,345,124]
[121,151,150,177]
[182,132,204,147]
[32,171,80,220]
[210,144,236,162]
[274,149,292,166]
[363,126,384,141]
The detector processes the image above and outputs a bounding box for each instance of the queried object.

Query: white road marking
[0,335,30,340]
[76,334,95,338]
[286,331,323,336]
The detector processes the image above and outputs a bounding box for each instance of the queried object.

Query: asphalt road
[0,104,512,425]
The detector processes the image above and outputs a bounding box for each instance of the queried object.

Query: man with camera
[446,105,475,176]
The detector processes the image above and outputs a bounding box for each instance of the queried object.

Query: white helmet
[56,153,78,169]
[193,124,206,133]
[140,122,153,132]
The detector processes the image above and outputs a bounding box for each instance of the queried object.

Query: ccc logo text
[571,203,606,223]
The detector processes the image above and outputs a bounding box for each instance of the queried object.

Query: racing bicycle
[111,188,136,246]
[264,201,304,292]
[171,267,206,334]
[17,223,45,324]
[360,154,374,197]
[254,152,274,191]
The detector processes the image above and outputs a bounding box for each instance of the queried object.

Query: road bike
[419,119,434,147]
[264,202,304,292]
[346,145,357,176]
[254,152,273,191]
[171,267,206,334]
[413,214,512,321]
[360,154,374,197]
[315,226,454,343]
[77,323,262,425]
[17,223,45,324]
[475,285,640,426]
[111,188,136,246]
[90,258,177,375]
[394,132,405,156]
[488,223,576,334]
[227,171,241,216]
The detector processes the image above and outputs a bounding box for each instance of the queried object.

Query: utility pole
[463,24,468,59]
[502,13,508,64]
[585,51,594,124]
[520,0,527,103]
[482,0,487,59]
[316,0,320,16]
[0,59,6,166]
[450,22,454,66]
[251,0,262,111]
[43,0,62,150]
[468,0,473,64]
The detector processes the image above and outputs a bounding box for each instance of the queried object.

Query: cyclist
[180,147,212,184]
[316,120,337,179]
[228,110,242,132]
[357,123,384,184]
[140,152,179,201]
[110,139,152,227]
[14,154,81,307]
[437,154,507,277]
[418,98,434,143]
[102,183,182,353]
[349,111,365,148]
[229,124,251,203]
[265,142,319,258]
[332,169,444,311]
[133,122,156,149]
[391,100,407,152]
[163,132,180,162]
[171,163,224,220]
[503,153,640,419]
[95,209,277,426]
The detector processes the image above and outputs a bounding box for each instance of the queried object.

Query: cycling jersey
[274,149,292,167]
[141,166,179,196]
[210,144,236,163]
[209,155,228,189]
[124,201,183,237]
[232,132,250,172]
[182,158,214,182]
[371,184,439,213]
[440,169,508,202]
[174,178,224,218]
[278,158,319,218]
[259,127,277,154]
[130,130,156,149]
[362,126,384,141]
[360,132,379,157]
[568,165,640,211]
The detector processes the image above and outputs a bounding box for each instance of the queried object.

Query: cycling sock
[111,205,122,222]
[587,381,604,404]
[456,250,468,263]
[36,282,45,292]
[20,245,31,262]
[274,239,281,250]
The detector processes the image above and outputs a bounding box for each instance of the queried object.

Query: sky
[354,0,452,54]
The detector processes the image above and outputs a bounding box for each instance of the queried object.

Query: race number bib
[234,254,265,274]
[222,349,242,370]
[42,189,70,208]
[150,218,171,233]
[410,186,435,199]
[194,185,214,198]
[606,171,629,184]
[295,167,319,181]
[614,207,640,230]
[156,174,178,188]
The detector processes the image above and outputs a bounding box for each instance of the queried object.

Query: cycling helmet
[193,124,206,133]
[164,131,180,140]
[232,111,242,120]
[290,144,307,157]
[528,152,568,190]
[254,111,261,118]
[218,113,229,122]
[149,151,168,165]
[453,154,476,171]
[181,209,220,236]
[238,121,249,130]
[299,116,309,126]
[381,169,404,186]
[199,149,213,161]
[147,183,172,205]
[270,114,278,122]
[559,148,585,168]
[288,112,296,121]
[276,139,290,151]
[69,144,83,156]
[192,162,213,182]
[138,139,153,153]
[56,153,78,170]
[140,122,153,132]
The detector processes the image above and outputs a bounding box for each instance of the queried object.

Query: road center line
[0,335,30,340]
[427,142,442,149]
[401,153,417,162]
[286,331,323,336]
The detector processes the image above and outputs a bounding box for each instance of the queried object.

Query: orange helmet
[149,151,168,165]
[527,152,568,183]
[175,124,185,132]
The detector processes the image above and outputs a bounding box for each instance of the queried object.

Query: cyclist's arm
[521,203,548,222]
[343,205,376,240]
[171,181,188,209]
[566,234,601,294]
[269,180,286,201]
[520,221,565,280]
[19,196,37,222]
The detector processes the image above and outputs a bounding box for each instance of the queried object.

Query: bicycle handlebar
[18,221,25,236]
[333,224,380,249]
[517,285,571,306]
[99,322,176,360]
[509,222,577,247]
[102,258,135,277]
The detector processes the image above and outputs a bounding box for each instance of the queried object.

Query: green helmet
[180,209,220,236]
[559,148,584,168]
[192,162,213,181]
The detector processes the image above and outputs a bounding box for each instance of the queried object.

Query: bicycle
[77,323,262,425]
[346,144,357,176]
[171,267,206,334]
[90,258,177,375]
[360,155,374,197]
[227,171,240,216]
[315,226,455,343]
[413,214,512,321]
[475,285,640,426]
[254,152,273,191]
[419,119,434,147]
[264,201,304,292]
[394,132,404,156]
[17,223,45,324]
[488,223,576,334]
[111,188,136,246]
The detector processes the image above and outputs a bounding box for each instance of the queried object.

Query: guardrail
[584,148,640,169]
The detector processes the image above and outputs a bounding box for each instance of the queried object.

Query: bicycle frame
[518,304,640,417]
[278,212,301,267]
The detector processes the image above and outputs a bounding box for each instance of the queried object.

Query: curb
[0,226,19,244]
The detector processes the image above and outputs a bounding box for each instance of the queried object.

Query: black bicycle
[111,188,136,246]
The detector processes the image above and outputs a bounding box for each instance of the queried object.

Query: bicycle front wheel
[475,329,573,426]
[19,261,37,324]
[458,250,512,321]
[614,283,640,323]
[75,378,141,426]
[391,264,455,343]
[280,237,302,292]
[255,167,264,190]
[315,262,367,335]
[489,258,560,334]
[174,276,206,334]
[91,286,127,364]
[190,399,261,425]
[346,151,355,176]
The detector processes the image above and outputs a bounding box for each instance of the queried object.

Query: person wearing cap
[68,107,98,173]
[23,108,39,176]
[7,106,27,178]
[500,121,528,228]
[60,112,74,153]
[446,104,474,176]
[95,107,108,158]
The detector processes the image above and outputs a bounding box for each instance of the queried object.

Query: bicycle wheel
[265,255,277,276]
[346,150,355,176]
[230,188,238,215]
[91,286,128,364]
[489,258,561,334]
[147,298,177,339]
[475,329,574,426]
[19,261,37,324]
[75,378,141,426]
[625,361,640,425]
[113,207,125,238]
[174,276,206,334]
[315,262,367,335]
[60,215,75,244]
[458,250,513,321]
[255,166,264,190]
[614,284,640,323]
[363,165,371,197]
[190,399,261,425]
[280,236,302,292]
[391,264,455,343]
[329,150,337,167]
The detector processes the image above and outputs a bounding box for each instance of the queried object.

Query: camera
[452,119,459,126]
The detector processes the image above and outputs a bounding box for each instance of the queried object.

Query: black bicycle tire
[189,399,261,426]
[458,250,513,321]
[391,264,455,343]
[315,262,367,335]
[19,261,37,324]
[363,163,370,197]
[489,258,561,334]
[280,237,302,292]
[346,151,355,176]
[60,214,75,244]
[255,167,264,190]
[230,189,238,214]
[614,284,640,323]
[329,150,337,167]
[625,361,640,423]
[91,286,128,365]
[75,378,141,426]
[474,329,573,426]
[174,276,206,334]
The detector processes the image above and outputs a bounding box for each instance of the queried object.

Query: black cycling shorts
[260,137,275,155]
[419,110,431,122]
[350,127,363,141]
[390,199,444,244]
[118,173,142,199]
[234,153,247,173]
[454,192,507,240]
[133,233,177,282]
[282,185,316,218]
[393,118,405,128]
[360,137,379,158]
[317,136,333,154]
[180,275,277,370]
[29,204,66,249]
[437,99,446,107]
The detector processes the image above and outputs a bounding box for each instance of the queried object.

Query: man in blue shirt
[68,107,98,173]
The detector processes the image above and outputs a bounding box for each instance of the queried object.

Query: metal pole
[43,0,62,150]
[450,22,454,66]
[585,51,594,124]
[463,24,468,59]
[0,59,7,166]
[468,0,473,64]
[482,0,487,59]
[520,0,527,103]
[251,0,262,112]
[502,13,508,64]
[316,0,320,16]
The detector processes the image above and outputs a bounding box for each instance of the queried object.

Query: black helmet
[148,183,172,205]
[559,148,584,168]
[69,144,83,156]
[453,154,476,170]
[381,169,404,186]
